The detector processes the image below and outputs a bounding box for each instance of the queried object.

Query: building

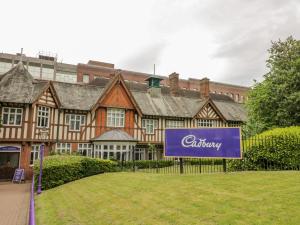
[0,62,246,179]
[0,52,249,103]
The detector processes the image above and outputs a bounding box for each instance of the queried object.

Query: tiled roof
[93,129,137,142]
[0,63,247,121]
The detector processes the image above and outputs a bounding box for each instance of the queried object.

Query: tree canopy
[246,36,300,135]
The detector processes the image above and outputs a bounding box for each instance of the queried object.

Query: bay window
[56,143,71,154]
[78,143,93,157]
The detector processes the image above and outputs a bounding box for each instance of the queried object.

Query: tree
[246,36,300,135]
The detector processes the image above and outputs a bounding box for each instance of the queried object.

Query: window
[0,61,12,74]
[56,72,77,83]
[78,143,92,157]
[198,119,214,127]
[83,74,89,83]
[56,143,71,154]
[142,119,158,134]
[135,148,145,160]
[30,145,40,165]
[65,114,85,131]
[166,120,184,128]
[37,106,50,128]
[41,67,54,80]
[28,66,41,78]
[107,108,125,127]
[2,107,22,126]
[228,121,241,127]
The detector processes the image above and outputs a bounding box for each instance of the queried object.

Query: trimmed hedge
[34,155,117,190]
[120,160,173,170]
[228,126,300,171]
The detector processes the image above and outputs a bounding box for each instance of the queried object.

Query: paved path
[0,182,30,225]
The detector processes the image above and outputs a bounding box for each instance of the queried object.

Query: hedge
[34,155,117,190]
[120,160,173,170]
[228,126,300,171]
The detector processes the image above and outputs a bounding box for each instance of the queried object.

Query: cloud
[120,41,167,73]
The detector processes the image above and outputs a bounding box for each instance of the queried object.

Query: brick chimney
[199,78,210,98]
[169,72,179,96]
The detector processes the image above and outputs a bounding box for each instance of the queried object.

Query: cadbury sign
[164,128,242,159]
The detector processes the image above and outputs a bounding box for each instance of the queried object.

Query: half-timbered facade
[0,63,246,179]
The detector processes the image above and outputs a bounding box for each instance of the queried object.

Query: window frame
[37,106,50,128]
[106,108,125,128]
[30,145,40,165]
[65,114,86,131]
[142,119,158,134]
[56,143,72,154]
[1,107,23,126]
[197,119,214,127]
[166,120,184,128]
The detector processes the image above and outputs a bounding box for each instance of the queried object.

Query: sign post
[165,128,242,159]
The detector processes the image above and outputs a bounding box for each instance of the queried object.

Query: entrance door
[0,152,19,180]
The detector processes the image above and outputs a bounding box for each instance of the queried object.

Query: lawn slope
[36,172,300,225]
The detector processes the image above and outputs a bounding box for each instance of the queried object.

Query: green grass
[35,171,300,225]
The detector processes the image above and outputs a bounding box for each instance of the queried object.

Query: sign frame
[12,168,25,183]
[164,127,242,159]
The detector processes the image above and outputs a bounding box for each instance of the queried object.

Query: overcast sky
[1,0,299,86]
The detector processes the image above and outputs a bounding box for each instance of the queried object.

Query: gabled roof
[212,100,247,121]
[0,63,247,121]
[0,62,35,103]
[91,72,143,116]
[92,129,137,142]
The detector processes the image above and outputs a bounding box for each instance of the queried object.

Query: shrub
[228,126,300,171]
[120,160,173,170]
[34,155,117,190]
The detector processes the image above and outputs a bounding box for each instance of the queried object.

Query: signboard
[0,146,21,152]
[12,169,24,183]
[164,128,242,159]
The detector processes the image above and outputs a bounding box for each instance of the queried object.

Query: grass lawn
[35,171,300,225]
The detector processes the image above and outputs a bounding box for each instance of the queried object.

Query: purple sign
[0,146,21,152]
[164,128,242,159]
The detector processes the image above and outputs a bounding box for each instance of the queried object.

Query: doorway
[0,152,19,180]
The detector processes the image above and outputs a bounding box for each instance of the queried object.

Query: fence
[120,135,300,174]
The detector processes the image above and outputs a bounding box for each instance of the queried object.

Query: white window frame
[82,74,89,83]
[166,120,184,128]
[30,145,40,165]
[2,107,23,126]
[198,119,214,127]
[56,143,71,154]
[78,143,92,157]
[107,108,125,128]
[65,114,86,131]
[142,119,158,134]
[37,106,50,128]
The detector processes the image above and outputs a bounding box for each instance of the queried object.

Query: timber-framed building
[0,63,246,179]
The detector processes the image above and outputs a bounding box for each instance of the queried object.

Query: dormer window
[65,114,86,131]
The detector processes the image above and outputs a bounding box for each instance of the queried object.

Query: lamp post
[37,129,49,195]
